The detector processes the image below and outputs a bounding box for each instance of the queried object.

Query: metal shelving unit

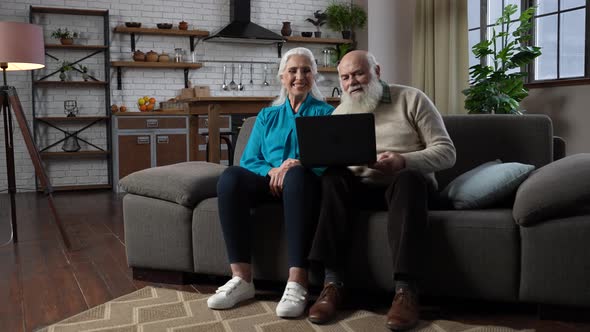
[30,6,112,191]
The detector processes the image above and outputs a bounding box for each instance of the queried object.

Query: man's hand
[371,151,405,175]
[267,158,301,196]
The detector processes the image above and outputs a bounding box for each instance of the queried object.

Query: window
[468,0,588,85]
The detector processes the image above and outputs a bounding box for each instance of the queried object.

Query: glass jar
[322,48,335,67]
[174,48,184,63]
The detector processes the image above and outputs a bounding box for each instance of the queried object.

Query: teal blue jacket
[240,94,334,176]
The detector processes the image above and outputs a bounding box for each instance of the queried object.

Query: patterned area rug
[37,287,534,332]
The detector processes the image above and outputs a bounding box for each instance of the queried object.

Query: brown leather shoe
[308,282,343,324]
[386,288,419,331]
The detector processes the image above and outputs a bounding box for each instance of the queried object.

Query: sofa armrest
[513,153,590,226]
[119,162,227,208]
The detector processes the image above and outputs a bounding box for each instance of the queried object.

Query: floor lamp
[0,21,71,249]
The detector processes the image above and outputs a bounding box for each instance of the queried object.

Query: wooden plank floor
[0,191,588,332]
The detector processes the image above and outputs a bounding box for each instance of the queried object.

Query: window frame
[468,0,590,88]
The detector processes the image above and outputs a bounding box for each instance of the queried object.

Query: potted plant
[463,5,541,114]
[325,1,367,40]
[306,10,328,38]
[77,64,89,81]
[51,28,79,45]
[59,61,73,81]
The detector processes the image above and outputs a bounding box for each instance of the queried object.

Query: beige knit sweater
[333,83,456,189]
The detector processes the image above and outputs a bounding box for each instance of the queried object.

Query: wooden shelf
[38,184,112,192]
[318,67,338,73]
[45,44,108,50]
[30,6,108,16]
[36,116,109,122]
[111,61,203,69]
[285,36,353,44]
[33,80,108,86]
[114,26,209,37]
[40,151,110,158]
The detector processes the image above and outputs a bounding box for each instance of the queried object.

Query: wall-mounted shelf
[36,116,109,122]
[40,151,111,158]
[45,44,109,50]
[110,61,203,90]
[114,26,209,37]
[113,26,209,90]
[113,25,209,53]
[33,80,109,86]
[285,36,353,44]
[318,67,338,73]
[111,61,202,69]
[38,184,113,192]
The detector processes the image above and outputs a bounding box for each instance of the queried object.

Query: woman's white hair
[271,47,325,106]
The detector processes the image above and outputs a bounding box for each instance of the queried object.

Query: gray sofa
[120,114,590,308]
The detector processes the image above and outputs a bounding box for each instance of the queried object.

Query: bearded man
[307,50,456,331]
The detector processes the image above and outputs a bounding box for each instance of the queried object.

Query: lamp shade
[0,21,45,71]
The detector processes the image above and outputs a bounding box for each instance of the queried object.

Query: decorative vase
[179,21,188,30]
[281,22,292,36]
[82,71,89,81]
[61,131,81,152]
[59,71,66,81]
[341,30,352,39]
[314,31,322,38]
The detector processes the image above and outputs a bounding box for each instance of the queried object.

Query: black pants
[217,165,321,268]
[309,167,431,279]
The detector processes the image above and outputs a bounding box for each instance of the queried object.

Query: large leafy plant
[463,5,541,114]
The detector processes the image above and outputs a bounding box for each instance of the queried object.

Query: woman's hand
[371,151,405,175]
[267,159,301,196]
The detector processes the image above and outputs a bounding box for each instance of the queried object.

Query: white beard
[338,78,383,114]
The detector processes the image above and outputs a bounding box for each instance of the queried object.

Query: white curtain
[412,0,469,115]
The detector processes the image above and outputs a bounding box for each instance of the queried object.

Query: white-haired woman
[207,47,334,318]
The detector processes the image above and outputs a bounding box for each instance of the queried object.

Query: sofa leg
[132,267,194,284]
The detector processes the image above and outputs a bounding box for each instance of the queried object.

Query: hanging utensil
[237,64,244,91]
[249,63,253,85]
[229,64,237,90]
[221,64,228,90]
[263,64,269,86]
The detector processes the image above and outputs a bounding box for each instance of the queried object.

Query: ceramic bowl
[125,22,141,28]
[301,32,313,37]
[157,23,173,29]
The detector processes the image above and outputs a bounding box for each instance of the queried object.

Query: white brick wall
[1,0,340,192]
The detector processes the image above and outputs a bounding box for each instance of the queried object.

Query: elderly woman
[207,47,334,318]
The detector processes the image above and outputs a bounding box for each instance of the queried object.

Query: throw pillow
[442,160,535,209]
[513,153,590,226]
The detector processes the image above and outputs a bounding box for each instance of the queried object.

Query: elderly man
[307,50,456,331]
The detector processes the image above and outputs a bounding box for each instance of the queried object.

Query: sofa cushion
[513,153,590,226]
[441,160,535,209]
[119,162,227,207]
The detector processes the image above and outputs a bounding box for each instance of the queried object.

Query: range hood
[204,0,285,44]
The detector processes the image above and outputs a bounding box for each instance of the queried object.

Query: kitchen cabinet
[113,114,189,188]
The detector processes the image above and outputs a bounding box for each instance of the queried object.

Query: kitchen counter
[183,96,341,163]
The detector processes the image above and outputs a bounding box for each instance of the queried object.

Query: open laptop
[296,113,376,167]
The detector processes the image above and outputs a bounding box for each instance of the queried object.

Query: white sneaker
[207,276,255,309]
[276,281,308,318]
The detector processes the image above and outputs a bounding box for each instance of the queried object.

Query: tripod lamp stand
[0,21,71,249]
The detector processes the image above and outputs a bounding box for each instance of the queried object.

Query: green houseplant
[325,1,367,39]
[51,28,79,45]
[59,61,73,81]
[463,5,541,114]
[306,10,328,38]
